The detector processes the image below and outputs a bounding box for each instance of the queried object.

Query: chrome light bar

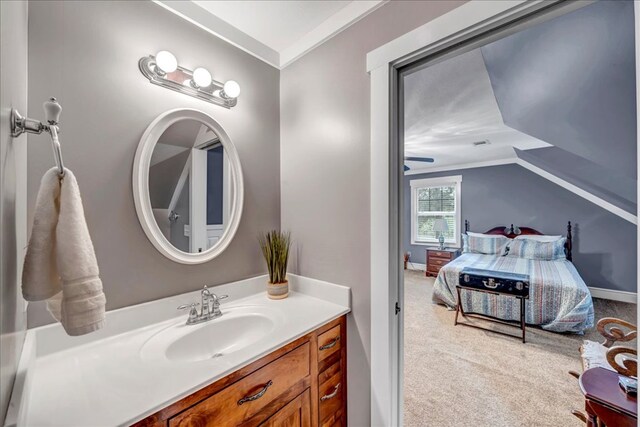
[138,53,240,109]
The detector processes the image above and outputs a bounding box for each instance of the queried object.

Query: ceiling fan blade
[404,165,410,171]
[404,156,434,163]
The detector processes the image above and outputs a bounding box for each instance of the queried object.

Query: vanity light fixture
[139,51,240,108]
[155,51,178,75]
[192,67,212,89]
[220,80,241,99]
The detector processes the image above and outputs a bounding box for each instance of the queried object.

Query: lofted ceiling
[402,0,636,223]
[155,0,386,68]
[403,48,549,173]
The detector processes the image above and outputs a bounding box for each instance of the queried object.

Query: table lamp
[433,218,449,250]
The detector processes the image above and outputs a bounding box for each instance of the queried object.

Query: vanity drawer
[318,370,343,424]
[169,343,310,427]
[317,324,341,362]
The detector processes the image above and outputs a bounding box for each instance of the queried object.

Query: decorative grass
[258,230,291,284]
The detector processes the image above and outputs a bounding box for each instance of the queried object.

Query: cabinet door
[260,390,311,427]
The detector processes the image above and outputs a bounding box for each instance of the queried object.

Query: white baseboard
[588,287,637,304]
[405,265,636,304]
[406,262,426,272]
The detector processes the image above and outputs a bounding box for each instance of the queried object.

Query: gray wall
[280,1,465,425]
[27,1,280,326]
[481,0,637,179]
[404,164,637,293]
[516,146,636,215]
[0,1,28,422]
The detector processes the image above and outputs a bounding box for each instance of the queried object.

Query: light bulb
[192,67,212,88]
[222,80,241,98]
[155,50,177,74]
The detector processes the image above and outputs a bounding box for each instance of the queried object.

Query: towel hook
[10,98,65,177]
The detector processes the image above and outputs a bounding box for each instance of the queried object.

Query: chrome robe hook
[10,97,65,176]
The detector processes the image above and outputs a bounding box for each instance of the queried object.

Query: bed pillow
[507,237,567,260]
[514,234,563,243]
[462,234,510,255]
[467,231,508,238]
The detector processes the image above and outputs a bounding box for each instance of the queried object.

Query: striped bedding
[432,253,594,333]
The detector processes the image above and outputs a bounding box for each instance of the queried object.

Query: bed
[432,221,595,333]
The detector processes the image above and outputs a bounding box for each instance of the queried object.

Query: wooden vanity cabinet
[133,315,347,427]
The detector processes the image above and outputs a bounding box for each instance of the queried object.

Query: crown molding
[404,158,516,175]
[280,1,388,68]
[154,0,387,70]
[153,0,280,68]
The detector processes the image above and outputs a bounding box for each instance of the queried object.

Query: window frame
[410,175,462,247]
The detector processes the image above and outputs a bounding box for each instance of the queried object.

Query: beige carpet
[403,270,636,427]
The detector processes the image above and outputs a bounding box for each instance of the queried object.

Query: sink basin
[140,305,282,363]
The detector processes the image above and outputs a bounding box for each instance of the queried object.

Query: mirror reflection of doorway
[149,120,232,254]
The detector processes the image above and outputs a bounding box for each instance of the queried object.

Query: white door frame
[366,1,603,425]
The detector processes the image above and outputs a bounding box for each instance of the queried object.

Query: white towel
[22,167,106,336]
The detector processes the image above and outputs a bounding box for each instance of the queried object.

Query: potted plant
[259,230,291,299]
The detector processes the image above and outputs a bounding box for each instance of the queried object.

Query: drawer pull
[319,336,340,351]
[237,380,273,406]
[320,383,341,401]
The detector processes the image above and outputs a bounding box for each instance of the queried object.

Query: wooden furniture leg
[520,295,526,343]
[454,286,462,326]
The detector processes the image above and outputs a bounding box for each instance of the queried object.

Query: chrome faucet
[177,285,228,325]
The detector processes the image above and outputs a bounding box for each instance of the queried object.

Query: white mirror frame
[133,108,244,264]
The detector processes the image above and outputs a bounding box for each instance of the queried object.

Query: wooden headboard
[464,220,573,262]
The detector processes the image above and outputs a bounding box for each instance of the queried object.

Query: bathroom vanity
[135,315,346,427]
[12,275,350,427]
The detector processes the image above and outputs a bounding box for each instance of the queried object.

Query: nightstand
[426,248,460,277]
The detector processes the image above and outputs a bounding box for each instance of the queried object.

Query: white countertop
[15,275,350,427]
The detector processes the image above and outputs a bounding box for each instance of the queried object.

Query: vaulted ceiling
[403,48,549,170]
[403,0,636,220]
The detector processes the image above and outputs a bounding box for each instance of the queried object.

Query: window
[410,176,462,247]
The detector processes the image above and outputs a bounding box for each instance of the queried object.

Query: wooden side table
[579,367,637,427]
[426,248,459,277]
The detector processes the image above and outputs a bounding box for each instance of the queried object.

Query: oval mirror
[133,109,243,264]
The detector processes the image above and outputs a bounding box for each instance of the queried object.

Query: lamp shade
[433,218,449,233]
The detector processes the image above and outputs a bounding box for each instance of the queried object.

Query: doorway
[369,1,640,425]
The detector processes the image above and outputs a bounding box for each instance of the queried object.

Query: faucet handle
[210,294,228,317]
[211,294,228,304]
[178,302,200,324]
[177,302,199,310]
